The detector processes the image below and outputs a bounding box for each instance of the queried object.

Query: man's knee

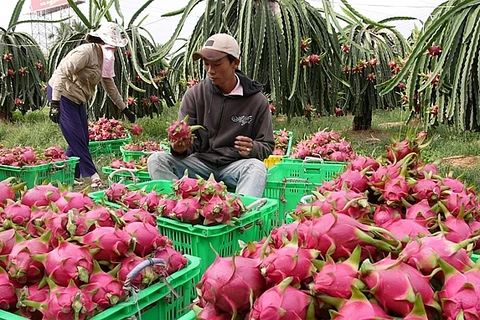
[147,151,169,168]
[245,159,268,176]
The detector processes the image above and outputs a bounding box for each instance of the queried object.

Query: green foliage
[47,0,176,120]
[154,0,343,118]
[377,0,480,131]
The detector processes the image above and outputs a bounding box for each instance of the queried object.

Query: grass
[2,106,480,189]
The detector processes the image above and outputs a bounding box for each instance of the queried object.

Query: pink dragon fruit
[0,178,25,207]
[0,267,18,311]
[197,256,266,316]
[314,190,371,220]
[80,261,124,310]
[118,255,157,289]
[224,194,246,218]
[404,199,437,227]
[321,285,391,319]
[41,280,96,320]
[441,190,476,217]
[138,191,161,212]
[403,294,429,320]
[369,162,402,188]
[260,233,319,286]
[167,115,204,147]
[124,221,168,257]
[153,246,187,275]
[35,241,93,286]
[248,277,315,320]
[399,234,475,275]
[21,184,61,207]
[380,218,431,243]
[83,205,115,228]
[438,259,480,319]
[348,156,380,172]
[7,232,51,284]
[441,215,473,243]
[55,192,94,213]
[238,239,274,260]
[0,229,18,257]
[157,198,178,217]
[312,245,364,299]
[2,201,31,227]
[122,190,145,209]
[105,183,129,202]
[412,177,441,201]
[173,172,203,198]
[16,281,50,319]
[441,177,465,193]
[194,303,232,319]
[373,204,402,226]
[122,208,157,226]
[170,197,202,223]
[202,195,233,225]
[382,176,411,204]
[199,174,227,201]
[334,169,369,193]
[360,257,440,317]
[44,212,69,247]
[75,227,132,262]
[385,139,417,163]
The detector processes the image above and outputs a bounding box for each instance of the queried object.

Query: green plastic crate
[89,180,277,274]
[0,157,79,189]
[0,255,200,320]
[89,133,131,157]
[281,157,348,166]
[178,310,196,320]
[121,144,170,162]
[472,253,479,263]
[102,166,151,186]
[263,162,347,228]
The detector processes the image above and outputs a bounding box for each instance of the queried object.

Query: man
[147,33,274,197]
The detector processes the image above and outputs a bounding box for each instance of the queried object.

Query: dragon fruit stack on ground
[0,178,188,318]
[88,117,128,141]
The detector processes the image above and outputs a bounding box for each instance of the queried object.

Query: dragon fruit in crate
[167,115,204,147]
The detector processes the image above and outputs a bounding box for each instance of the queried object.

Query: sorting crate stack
[89,133,131,157]
[89,180,278,275]
[262,161,347,228]
[0,157,79,188]
[263,130,294,169]
[120,144,170,162]
[0,255,200,320]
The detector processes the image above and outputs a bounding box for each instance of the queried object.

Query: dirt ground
[441,155,480,169]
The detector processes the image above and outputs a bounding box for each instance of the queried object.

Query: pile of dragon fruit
[192,132,480,319]
[0,179,187,319]
[122,140,166,152]
[105,174,246,226]
[110,157,148,170]
[0,146,68,167]
[271,129,291,156]
[88,118,128,141]
[289,129,356,162]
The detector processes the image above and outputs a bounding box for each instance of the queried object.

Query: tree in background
[378,0,480,132]
[151,0,343,119]
[325,0,412,130]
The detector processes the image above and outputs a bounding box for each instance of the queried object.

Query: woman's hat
[87,22,128,47]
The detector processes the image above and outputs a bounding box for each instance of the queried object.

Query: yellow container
[263,155,284,168]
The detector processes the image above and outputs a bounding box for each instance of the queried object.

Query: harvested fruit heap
[0,146,68,167]
[110,157,148,170]
[122,140,165,152]
[272,129,290,156]
[0,180,187,319]
[88,117,128,141]
[192,132,480,319]
[105,173,246,226]
[289,129,356,162]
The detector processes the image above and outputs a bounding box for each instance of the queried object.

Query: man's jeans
[147,152,268,198]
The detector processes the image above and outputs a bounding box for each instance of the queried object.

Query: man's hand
[235,135,254,157]
[49,100,60,123]
[122,108,136,123]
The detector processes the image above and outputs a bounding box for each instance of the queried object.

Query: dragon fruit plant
[0,179,187,317]
[88,117,128,141]
[289,129,356,161]
[167,115,204,147]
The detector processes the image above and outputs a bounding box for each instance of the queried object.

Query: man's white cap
[192,33,240,61]
[87,22,128,47]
